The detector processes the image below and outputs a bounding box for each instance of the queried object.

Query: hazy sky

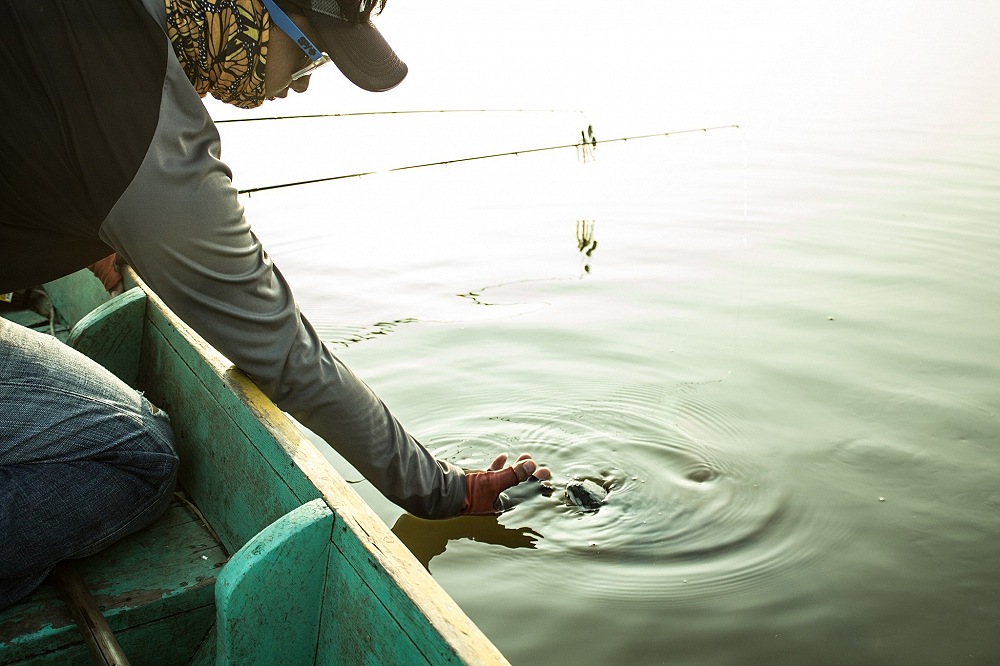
[209,1,1000,135]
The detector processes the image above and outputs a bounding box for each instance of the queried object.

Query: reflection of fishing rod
[237,124,740,195]
[217,108,585,124]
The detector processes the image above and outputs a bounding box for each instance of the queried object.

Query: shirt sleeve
[98,31,466,519]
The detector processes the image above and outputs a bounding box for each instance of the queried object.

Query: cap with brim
[285,0,407,92]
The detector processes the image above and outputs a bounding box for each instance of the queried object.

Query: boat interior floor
[1,289,71,342]
[0,495,228,666]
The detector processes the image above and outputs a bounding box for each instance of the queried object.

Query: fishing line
[217,108,585,124]
[237,124,740,195]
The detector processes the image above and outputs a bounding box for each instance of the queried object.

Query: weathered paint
[66,286,145,387]
[131,275,512,665]
[0,503,223,666]
[310,471,511,665]
[2,269,512,665]
[215,499,334,666]
[40,269,109,330]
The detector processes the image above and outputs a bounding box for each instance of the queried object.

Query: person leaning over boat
[0,0,550,609]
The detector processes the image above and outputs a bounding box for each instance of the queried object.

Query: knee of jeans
[159,445,180,487]
[150,432,180,490]
[132,397,180,488]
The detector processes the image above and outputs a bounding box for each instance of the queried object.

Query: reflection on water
[323,318,417,348]
[453,218,600,313]
[424,380,848,611]
[392,514,542,571]
[575,219,597,273]
[225,1,1000,662]
[276,108,999,661]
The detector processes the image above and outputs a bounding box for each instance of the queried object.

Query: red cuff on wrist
[461,467,519,515]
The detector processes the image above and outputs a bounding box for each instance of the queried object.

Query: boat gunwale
[125,269,510,664]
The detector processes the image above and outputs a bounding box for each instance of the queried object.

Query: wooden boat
[0,269,508,665]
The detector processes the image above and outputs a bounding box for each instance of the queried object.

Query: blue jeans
[0,318,178,610]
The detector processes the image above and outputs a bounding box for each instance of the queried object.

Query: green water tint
[235,1,1000,660]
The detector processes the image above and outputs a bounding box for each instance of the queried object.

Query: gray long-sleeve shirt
[0,0,465,518]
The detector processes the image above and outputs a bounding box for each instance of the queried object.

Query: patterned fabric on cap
[165,0,270,108]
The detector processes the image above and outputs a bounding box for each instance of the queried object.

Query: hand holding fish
[461,453,552,515]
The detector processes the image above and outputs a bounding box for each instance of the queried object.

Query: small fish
[564,479,608,511]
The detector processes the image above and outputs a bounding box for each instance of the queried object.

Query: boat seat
[0,497,227,666]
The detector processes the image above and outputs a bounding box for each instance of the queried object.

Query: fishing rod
[237,124,740,195]
[216,108,585,124]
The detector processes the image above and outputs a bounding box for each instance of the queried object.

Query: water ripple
[433,382,850,606]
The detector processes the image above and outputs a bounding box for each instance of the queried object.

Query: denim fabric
[0,318,178,610]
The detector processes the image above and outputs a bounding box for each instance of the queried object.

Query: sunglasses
[260,0,332,81]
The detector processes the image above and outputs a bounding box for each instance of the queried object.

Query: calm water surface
[215,2,999,663]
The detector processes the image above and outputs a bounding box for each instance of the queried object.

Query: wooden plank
[0,581,76,663]
[120,271,510,664]
[67,287,146,388]
[296,455,511,665]
[0,502,223,665]
[127,274,323,552]
[214,499,334,666]
[323,519,509,665]
[0,307,48,329]
[116,604,215,666]
[319,543,431,665]
[137,318,301,552]
[42,269,109,330]
[1,604,215,666]
[77,503,225,631]
[187,621,217,666]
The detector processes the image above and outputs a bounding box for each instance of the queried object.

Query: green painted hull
[0,270,508,665]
